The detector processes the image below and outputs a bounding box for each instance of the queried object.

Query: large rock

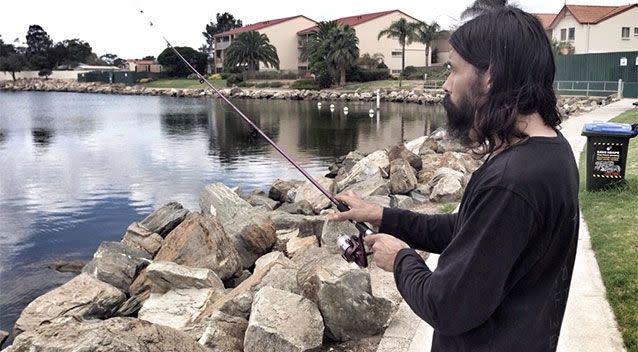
[247,193,279,210]
[222,208,277,269]
[363,195,392,208]
[276,200,314,215]
[200,183,252,222]
[139,201,189,237]
[336,150,390,192]
[254,265,301,295]
[293,175,335,214]
[286,235,319,259]
[321,219,359,255]
[5,317,210,352]
[340,171,389,198]
[0,330,8,349]
[155,213,241,280]
[269,179,303,203]
[121,222,164,256]
[199,311,249,352]
[13,273,126,336]
[82,241,151,292]
[428,168,464,203]
[270,211,326,237]
[389,158,418,194]
[388,145,422,171]
[138,262,225,330]
[297,255,394,341]
[244,287,324,352]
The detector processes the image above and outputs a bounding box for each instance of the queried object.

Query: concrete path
[377,98,635,352]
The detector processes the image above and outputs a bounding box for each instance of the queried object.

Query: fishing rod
[139,10,372,267]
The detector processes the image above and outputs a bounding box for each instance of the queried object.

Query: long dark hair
[449,6,561,156]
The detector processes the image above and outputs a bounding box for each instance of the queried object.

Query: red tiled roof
[297,10,403,35]
[215,15,311,37]
[550,4,637,28]
[533,13,557,30]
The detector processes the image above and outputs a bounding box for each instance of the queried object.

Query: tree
[356,53,385,69]
[203,12,243,73]
[0,36,17,57]
[25,25,53,68]
[378,18,418,86]
[327,25,359,86]
[0,53,28,80]
[47,39,94,68]
[38,68,52,79]
[301,21,340,88]
[460,0,508,19]
[142,55,155,61]
[413,21,441,67]
[223,31,279,72]
[99,53,120,65]
[157,46,207,77]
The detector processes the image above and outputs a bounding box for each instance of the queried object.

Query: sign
[592,142,623,179]
[620,57,627,66]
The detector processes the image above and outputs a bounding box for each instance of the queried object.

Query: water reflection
[0,91,447,342]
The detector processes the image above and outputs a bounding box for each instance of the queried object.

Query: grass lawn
[335,79,427,92]
[141,78,226,89]
[579,108,638,351]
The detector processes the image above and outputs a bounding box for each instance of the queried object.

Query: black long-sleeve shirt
[380,132,579,351]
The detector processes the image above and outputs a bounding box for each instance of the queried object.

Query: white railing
[554,79,623,98]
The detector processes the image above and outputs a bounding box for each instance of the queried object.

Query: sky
[0,0,629,59]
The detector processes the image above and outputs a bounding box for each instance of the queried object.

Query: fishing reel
[336,202,374,268]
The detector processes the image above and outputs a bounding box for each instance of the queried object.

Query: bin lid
[582,122,638,137]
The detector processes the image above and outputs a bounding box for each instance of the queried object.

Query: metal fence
[553,80,623,98]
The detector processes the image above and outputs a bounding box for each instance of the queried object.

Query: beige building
[125,59,162,73]
[214,15,317,72]
[298,10,443,74]
[542,4,638,54]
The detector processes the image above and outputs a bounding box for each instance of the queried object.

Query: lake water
[0,91,446,340]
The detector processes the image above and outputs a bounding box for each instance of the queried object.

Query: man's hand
[364,234,409,272]
[332,191,384,226]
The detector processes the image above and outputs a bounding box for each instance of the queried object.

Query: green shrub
[268,81,284,88]
[255,82,270,88]
[208,73,222,80]
[226,74,244,87]
[245,70,299,80]
[290,78,320,90]
[346,67,391,82]
[235,81,254,88]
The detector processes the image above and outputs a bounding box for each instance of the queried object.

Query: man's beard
[442,93,477,147]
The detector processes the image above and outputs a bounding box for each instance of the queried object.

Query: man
[333,7,579,352]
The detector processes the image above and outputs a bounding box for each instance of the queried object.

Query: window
[634,27,638,36]
[622,27,630,39]
[568,27,575,41]
[391,51,401,57]
[391,69,402,74]
[560,28,567,41]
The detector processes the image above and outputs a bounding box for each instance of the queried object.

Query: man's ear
[483,67,492,91]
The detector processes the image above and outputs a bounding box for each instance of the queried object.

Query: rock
[389,158,418,194]
[270,211,326,237]
[391,195,414,209]
[418,154,444,183]
[115,291,149,317]
[139,201,189,237]
[428,168,464,203]
[409,185,431,203]
[198,311,248,352]
[247,193,279,210]
[273,228,300,252]
[340,171,390,198]
[254,265,301,295]
[293,175,335,214]
[321,219,359,255]
[437,138,466,153]
[440,151,468,173]
[276,200,315,215]
[47,259,86,274]
[81,241,151,292]
[336,150,390,192]
[200,183,251,222]
[297,254,393,341]
[121,222,164,256]
[269,179,303,203]
[419,138,439,155]
[0,330,8,349]
[222,208,277,269]
[6,317,210,352]
[13,273,126,336]
[287,235,319,258]
[333,151,366,178]
[244,287,323,352]
[138,262,225,330]
[388,145,422,171]
[363,195,392,207]
[225,270,252,288]
[404,135,427,154]
[254,251,294,271]
[155,213,242,281]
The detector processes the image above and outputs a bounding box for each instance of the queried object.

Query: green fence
[554,51,638,98]
[77,71,160,84]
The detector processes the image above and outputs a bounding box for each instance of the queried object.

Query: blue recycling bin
[581,122,638,191]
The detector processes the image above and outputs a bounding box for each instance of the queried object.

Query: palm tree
[413,21,441,67]
[224,31,279,73]
[300,21,338,64]
[460,0,508,19]
[377,18,418,86]
[328,25,359,86]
